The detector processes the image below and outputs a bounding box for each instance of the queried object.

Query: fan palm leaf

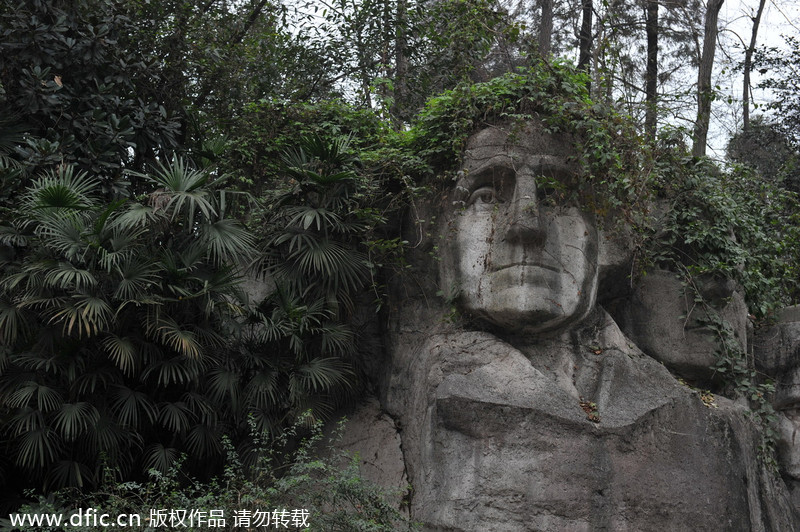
[319,323,356,357]
[154,318,202,359]
[142,355,203,387]
[91,414,133,454]
[49,294,112,338]
[52,402,100,441]
[182,391,217,425]
[0,223,29,247]
[23,166,98,212]
[282,134,356,177]
[244,371,282,410]
[113,202,158,229]
[43,262,96,291]
[0,297,30,345]
[73,366,118,395]
[10,350,70,377]
[287,238,368,292]
[113,259,160,301]
[206,367,241,406]
[109,385,157,429]
[46,460,93,489]
[197,218,256,265]
[7,381,63,412]
[8,406,45,435]
[184,423,222,458]
[146,158,216,225]
[157,401,193,433]
[35,215,88,262]
[285,206,343,232]
[98,224,148,272]
[16,427,60,469]
[102,334,138,376]
[143,443,178,475]
[292,357,352,394]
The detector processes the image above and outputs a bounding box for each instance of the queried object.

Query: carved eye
[467,187,501,207]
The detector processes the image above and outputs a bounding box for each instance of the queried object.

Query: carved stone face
[440,121,598,334]
[622,270,749,381]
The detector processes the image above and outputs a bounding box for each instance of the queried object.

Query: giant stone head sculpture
[439,120,599,334]
[380,108,798,531]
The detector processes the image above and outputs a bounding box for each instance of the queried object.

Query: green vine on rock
[407,60,653,233]
[642,138,800,469]
[688,274,779,469]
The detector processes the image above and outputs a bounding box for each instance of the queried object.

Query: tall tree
[693,0,724,157]
[644,0,659,140]
[393,0,409,124]
[539,0,554,56]
[754,36,800,148]
[578,0,593,73]
[742,0,766,133]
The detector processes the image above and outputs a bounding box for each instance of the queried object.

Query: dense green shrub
[0,0,181,185]
[650,155,800,318]
[224,100,394,196]
[3,417,416,531]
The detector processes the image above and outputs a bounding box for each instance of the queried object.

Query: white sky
[710,0,800,157]
[289,0,798,158]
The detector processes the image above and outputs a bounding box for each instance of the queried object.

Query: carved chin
[462,292,589,334]
[457,268,596,333]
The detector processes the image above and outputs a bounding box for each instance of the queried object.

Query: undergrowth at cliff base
[2,417,417,532]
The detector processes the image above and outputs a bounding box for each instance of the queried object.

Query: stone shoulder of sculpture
[354,119,799,531]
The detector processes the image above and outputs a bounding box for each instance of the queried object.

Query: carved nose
[505,176,546,246]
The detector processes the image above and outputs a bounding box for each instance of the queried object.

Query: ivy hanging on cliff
[406,60,653,230]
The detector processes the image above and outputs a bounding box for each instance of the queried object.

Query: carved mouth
[494,261,561,274]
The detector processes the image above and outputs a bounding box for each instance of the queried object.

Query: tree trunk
[578,0,593,94]
[742,0,766,133]
[692,0,724,158]
[393,0,409,125]
[644,0,659,141]
[539,0,554,56]
[578,0,593,73]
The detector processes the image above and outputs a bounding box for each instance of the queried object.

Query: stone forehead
[464,120,578,163]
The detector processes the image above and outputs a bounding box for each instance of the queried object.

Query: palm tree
[0,136,379,492]
[265,135,373,316]
[0,160,255,488]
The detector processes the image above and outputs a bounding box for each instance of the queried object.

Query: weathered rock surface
[755,306,800,514]
[326,397,409,510]
[614,268,748,382]
[754,305,800,379]
[346,118,799,531]
[379,308,796,531]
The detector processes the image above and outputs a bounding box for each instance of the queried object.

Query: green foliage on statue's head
[407,60,651,228]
